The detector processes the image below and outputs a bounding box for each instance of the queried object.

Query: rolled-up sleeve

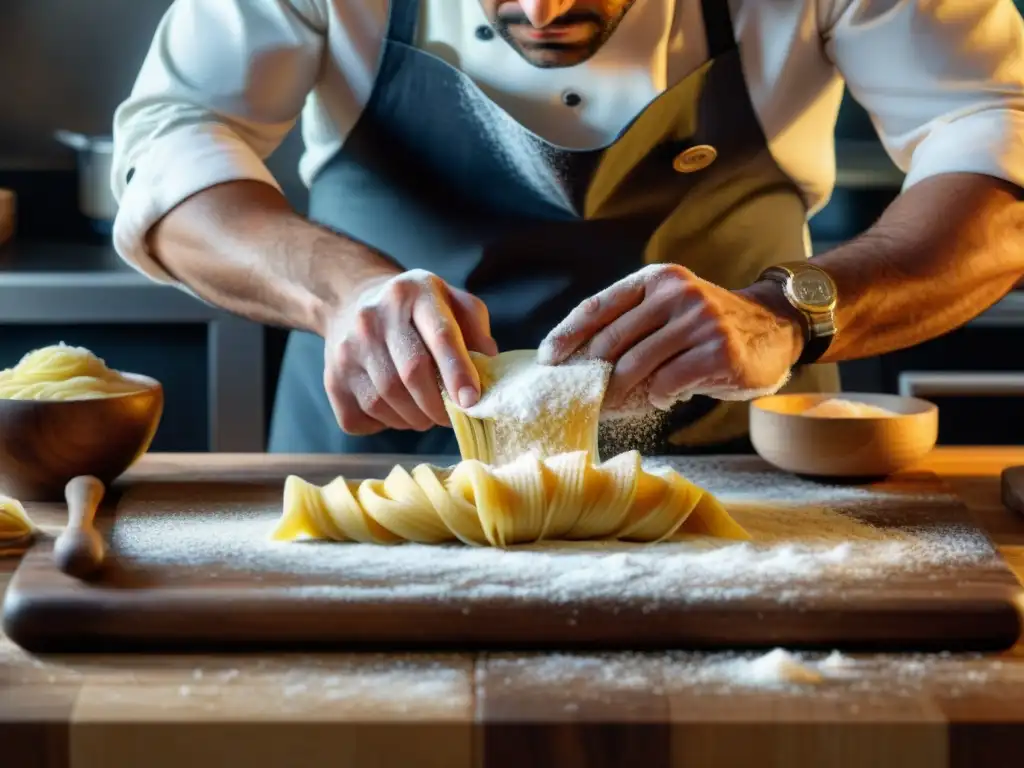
[822,0,1024,192]
[111,0,325,283]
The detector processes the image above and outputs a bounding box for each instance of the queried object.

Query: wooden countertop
[3,448,1024,768]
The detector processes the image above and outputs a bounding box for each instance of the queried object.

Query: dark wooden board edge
[4,545,1021,654]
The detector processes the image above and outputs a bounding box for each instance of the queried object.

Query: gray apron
[268,0,839,456]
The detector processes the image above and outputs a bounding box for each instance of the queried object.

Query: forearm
[146,180,400,335]
[748,173,1024,363]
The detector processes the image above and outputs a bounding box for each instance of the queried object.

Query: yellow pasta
[443,350,612,465]
[0,343,148,400]
[0,494,36,546]
[271,450,750,548]
[274,347,747,547]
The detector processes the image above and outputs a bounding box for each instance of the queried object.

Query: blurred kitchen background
[2,0,1022,451]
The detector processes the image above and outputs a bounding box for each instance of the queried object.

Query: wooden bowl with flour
[750,393,938,479]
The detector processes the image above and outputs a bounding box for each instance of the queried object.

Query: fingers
[349,298,434,430]
[385,323,450,427]
[325,271,495,434]
[363,347,436,431]
[538,276,646,365]
[323,367,389,436]
[646,341,730,405]
[412,290,483,409]
[602,321,681,408]
[321,266,497,434]
[584,289,677,366]
[603,300,717,406]
[448,287,498,356]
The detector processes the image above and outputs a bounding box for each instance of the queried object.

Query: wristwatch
[757,261,838,366]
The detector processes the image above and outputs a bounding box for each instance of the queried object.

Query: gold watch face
[788,269,837,312]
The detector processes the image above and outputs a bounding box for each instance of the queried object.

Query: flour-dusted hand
[538,264,804,410]
[323,269,498,435]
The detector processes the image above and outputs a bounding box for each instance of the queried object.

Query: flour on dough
[743,648,824,685]
[444,350,612,466]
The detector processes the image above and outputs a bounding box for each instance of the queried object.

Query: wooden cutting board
[3,455,1022,653]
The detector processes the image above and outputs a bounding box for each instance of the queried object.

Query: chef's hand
[323,268,498,435]
[537,264,804,409]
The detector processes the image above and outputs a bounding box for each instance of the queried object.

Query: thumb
[448,288,499,356]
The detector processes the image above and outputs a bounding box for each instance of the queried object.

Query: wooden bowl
[749,393,938,478]
[0,374,163,501]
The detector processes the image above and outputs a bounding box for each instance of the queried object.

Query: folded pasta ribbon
[271,450,749,547]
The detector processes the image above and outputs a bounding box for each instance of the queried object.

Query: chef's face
[480,1,636,68]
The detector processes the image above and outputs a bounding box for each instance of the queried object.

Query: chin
[516,45,597,69]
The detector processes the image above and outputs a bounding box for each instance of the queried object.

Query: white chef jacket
[111,0,1024,284]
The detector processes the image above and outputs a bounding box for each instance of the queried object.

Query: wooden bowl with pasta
[749,392,938,479]
[0,345,164,501]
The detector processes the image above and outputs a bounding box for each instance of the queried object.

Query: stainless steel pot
[55,130,117,233]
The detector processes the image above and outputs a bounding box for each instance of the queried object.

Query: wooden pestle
[53,475,107,580]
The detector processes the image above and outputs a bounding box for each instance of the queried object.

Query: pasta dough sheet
[444,350,612,466]
[271,450,749,548]
[0,342,149,400]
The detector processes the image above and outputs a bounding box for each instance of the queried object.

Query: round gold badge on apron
[673,144,717,173]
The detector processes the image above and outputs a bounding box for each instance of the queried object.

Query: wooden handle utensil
[53,475,107,579]
[1000,466,1024,518]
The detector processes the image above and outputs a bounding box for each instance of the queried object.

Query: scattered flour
[720,648,823,685]
[456,77,574,211]
[4,635,1020,701]
[110,456,996,608]
[647,370,792,412]
[161,661,468,707]
[310,666,467,707]
[496,649,825,691]
[494,648,1024,698]
[599,408,668,457]
[597,369,790,419]
[601,381,663,420]
[821,650,855,670]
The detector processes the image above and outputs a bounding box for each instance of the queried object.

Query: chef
[112,0,1024,456]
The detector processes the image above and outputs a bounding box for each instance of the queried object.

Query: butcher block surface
[3,453,1022,653]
